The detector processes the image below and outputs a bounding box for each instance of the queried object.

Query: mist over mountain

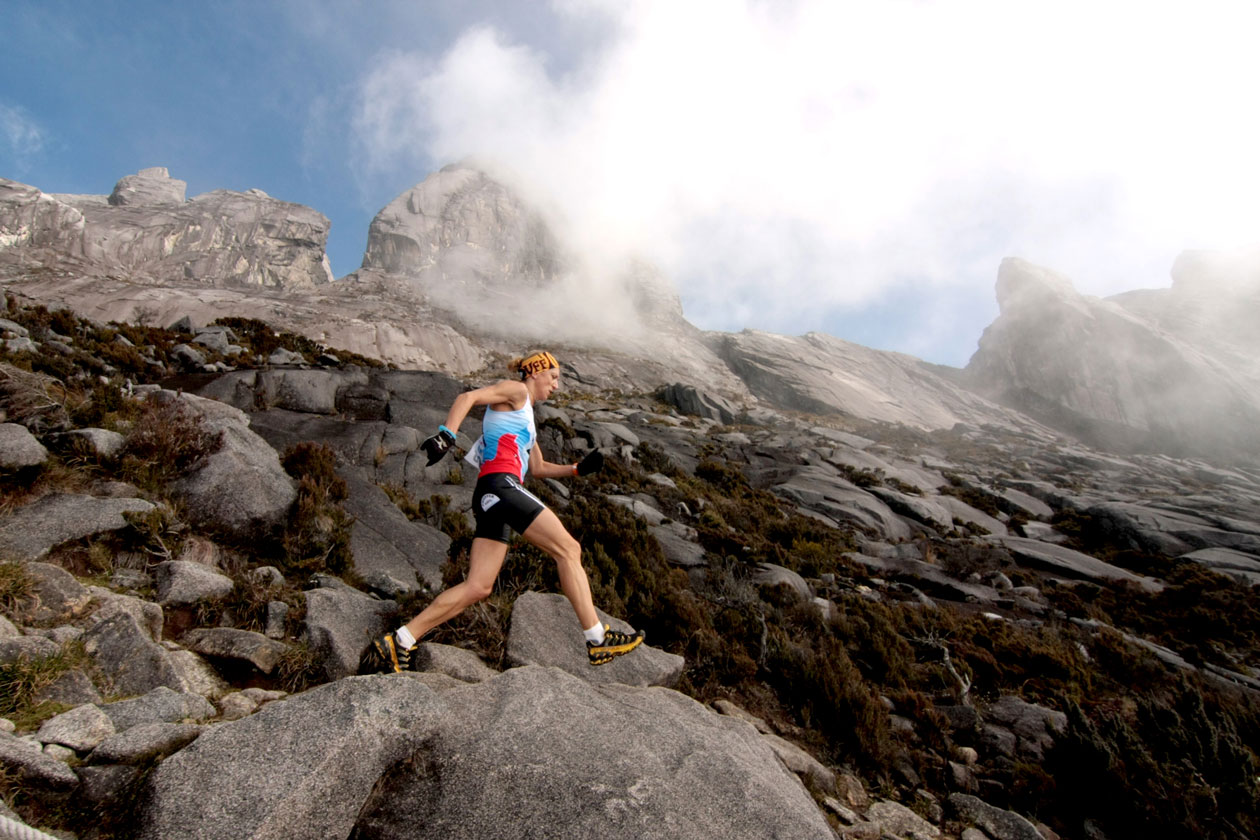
[964,256,1260,460]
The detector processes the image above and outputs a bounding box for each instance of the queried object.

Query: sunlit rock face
[711,328,1050,436]
[1,169,334,291]
[965,256,1260,457]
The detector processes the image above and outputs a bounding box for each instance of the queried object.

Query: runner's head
[510,350,561,400]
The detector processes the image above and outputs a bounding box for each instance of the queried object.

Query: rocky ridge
[8,165,1259,465]
[0,167,1072,444]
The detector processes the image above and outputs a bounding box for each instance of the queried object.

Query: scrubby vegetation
[0,641,87,724]
[0,293,384,389]
[209,316,385,369]
[1050,508,1260,671]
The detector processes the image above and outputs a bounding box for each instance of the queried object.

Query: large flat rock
[995,536,1162,591]
[0,494,153,561]
[354,666,836,840]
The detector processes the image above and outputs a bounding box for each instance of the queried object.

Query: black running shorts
[472,472,547,543]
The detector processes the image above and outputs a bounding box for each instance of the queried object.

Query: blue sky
[5,1,1260,367]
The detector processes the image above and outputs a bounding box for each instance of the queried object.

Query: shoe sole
[588,633,644,666]
[360,636,403,674]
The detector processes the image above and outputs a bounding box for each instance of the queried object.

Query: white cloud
[351,0,1260,360]
[1,102,46,175]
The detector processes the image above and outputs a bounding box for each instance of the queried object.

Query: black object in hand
[421,427,457,466]
[576,449,604,476]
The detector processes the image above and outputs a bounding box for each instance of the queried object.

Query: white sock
[583,622,606,644]
[395,626,417,649]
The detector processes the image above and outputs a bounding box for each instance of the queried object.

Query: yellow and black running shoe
[587,625,645,666]
[358,633,413,674]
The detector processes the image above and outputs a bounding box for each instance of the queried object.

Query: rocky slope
[3,168,334,291]
[0,300,1257,838]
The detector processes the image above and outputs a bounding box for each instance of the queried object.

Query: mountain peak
[359,165,686,344]
[994,257,1079,313]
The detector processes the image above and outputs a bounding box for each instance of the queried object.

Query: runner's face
[542,367,560,399]
[529,367,560,401]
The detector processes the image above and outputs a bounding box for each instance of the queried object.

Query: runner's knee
[551,535,582,569]
[464,579,495,602]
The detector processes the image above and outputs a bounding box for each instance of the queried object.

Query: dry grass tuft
[0,363,69,432]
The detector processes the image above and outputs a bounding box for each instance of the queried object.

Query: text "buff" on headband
[519,351,558,378]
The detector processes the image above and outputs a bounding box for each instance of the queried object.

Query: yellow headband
[519,351,558,378]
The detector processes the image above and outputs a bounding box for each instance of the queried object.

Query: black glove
[576,449,604,476]
[421,426,457,466]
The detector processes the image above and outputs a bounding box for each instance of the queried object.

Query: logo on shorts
[480,493,500,511]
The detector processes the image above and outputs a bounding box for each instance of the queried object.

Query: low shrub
[211,316,386,368]
[0,560,34,618]
[193,568,295,635]
[279,442,354,578]
[380,485,475,552]
[0,362,70,433]
[118,396,224,492]
[939,476,1002,517]
[275,642,325,693]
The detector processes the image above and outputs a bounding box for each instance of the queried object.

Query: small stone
[835,772,870,810]
[66,427,126,459]
[265,600,289,640]
[100,687,217,731]
[865,799,941,839]
[34,669,103,706]
[240,688,286,704]
[955,746,979,766]
[0,422,48,469]
[711,699,773,734]
[823,796,862,825]
[37,704,115,751]
[88,722,203,765]
[79,764,143,806]
[111,568,152,590]
[0,729,79,790]
[218,692,259,721]
[43,743,76,761]
[181,627,289,674]
[37,625,84,645]
[154,560,234,606]
[166,648,231,701]
[251,566,285,586]
[0,636,60,665]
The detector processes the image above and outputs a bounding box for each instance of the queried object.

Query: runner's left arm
[529,443,603,479]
